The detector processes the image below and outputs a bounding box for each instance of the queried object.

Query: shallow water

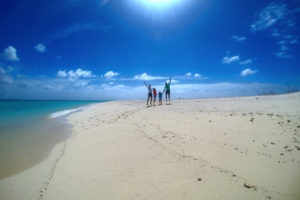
[0,100,104,178]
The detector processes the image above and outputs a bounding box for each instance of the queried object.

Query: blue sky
[0,0,300,100]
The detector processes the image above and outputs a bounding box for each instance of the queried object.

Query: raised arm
[169,77,172,84]
[144,81,148,88]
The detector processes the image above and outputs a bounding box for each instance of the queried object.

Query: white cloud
[133,73,167,81]
[104,71,119,79]
[239,59,253,65]
[0,73,291,100]
[222,55,240,64]
[34,43,46,53]
[185,72,192,77]
[241,68,256,77]
[57,68,94,80]
[194,73,202,78]
[250,3,288,32]
[3,46,19,61]
[57,70,68,78]
[4,81,287,100]
[232,35,246,42]
[164,79,179,84]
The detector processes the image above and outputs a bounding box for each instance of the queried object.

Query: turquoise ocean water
[0,100,104,178]
[0,100,102,127]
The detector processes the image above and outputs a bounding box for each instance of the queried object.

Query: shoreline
[0,103,98,200]
[1,93,300,200]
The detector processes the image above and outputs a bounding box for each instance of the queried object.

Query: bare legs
[165,91,170,104]
[147,95,152,106]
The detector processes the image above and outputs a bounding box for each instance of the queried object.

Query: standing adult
[163,77,171,104]
[144,81,152,106]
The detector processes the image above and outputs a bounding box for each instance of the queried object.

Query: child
[153,88,157,106]
[158,92,163,105]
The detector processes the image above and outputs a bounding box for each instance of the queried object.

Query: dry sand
[2,93,300,200]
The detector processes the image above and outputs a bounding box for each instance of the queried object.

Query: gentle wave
[48,107,86,119]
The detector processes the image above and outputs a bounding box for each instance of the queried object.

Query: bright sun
[148,0,176,4]
[132,0,183,9]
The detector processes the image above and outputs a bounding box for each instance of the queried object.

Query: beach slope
[44,93,300,200]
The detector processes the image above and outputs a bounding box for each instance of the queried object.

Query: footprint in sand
[243,183,257,190]
[250,118,254,122]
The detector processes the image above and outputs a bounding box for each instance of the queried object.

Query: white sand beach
[1,93,300,200]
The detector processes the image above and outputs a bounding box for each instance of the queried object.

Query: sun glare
[131,0,184,10]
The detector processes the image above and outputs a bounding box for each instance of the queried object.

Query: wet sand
[0,118,70,179]
[0,118,70,200]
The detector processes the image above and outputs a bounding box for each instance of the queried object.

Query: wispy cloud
[250,2,288,32]
[34,43,46,53]
[273,51,292,58]
[250,2,299,58]
[133,73,167,81]
[104,71,119,79]
[222,55,240,64]
[232,35,246,42]
[3,46,20,61]
[239,59,253,65]
[241,68,256,77]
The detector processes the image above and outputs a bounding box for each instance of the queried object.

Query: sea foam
[48,107,86,119]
